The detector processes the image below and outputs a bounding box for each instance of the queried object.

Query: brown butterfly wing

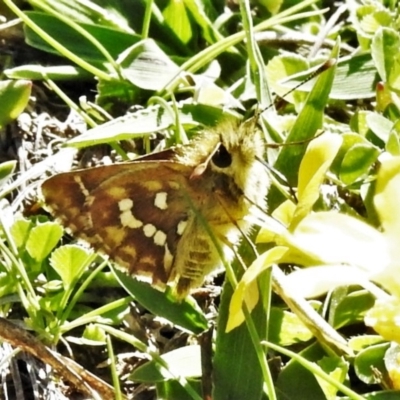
[42,161,198,286]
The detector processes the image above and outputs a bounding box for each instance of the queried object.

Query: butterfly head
[178,119,268,207]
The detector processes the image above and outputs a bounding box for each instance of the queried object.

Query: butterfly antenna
[253,58,336,123]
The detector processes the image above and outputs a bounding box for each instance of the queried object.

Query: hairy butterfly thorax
[41,119,269,298]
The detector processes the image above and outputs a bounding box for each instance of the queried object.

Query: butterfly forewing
[42,161,197,287]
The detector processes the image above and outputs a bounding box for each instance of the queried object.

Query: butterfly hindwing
[42,161,197,286]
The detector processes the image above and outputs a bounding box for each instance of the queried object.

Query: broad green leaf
[10,218,33,249]
[386,129,400,155]
[256,208,292,244]
[0,80,31,128]
[291,133,342,228]
[227,246,288,331]
[266,53,309,106]
[183,0,222,45]
[66,104,176,147]
[0,273,18,297]
[258,0,283,14]
[389,54,400,91]
[366,112,393,143]
[82,324,108,345]
[287,212,388,272]
[213,280,267,400]
[315,356,349,400]
[24,11,141,62]
[354,342,389,384]
[273,40,339,187]
[374,157,400,237]
[66,103,232,148]
[284,265,371,299]
[130,345,202,382]
[371,27,400,83]
[26,222,63,262]
[49,245,93,288]
[276,343,327,400]
[349,335,385,352]
[156,380,202,400]
[0,161,16,187]
[331,132,379,180]
[163,0,192,45]
[34,0,135,32]
[113,269,208,334]
[365,298,400,344]
[350,110,370,137]
[117,39,180,91]
[385,343,400,389]
[282,53,378,100]
[268,307,313,346]
[328,289,375,329]
[339,143,379,184]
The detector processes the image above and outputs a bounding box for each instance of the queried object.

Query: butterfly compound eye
[211,144,232,168]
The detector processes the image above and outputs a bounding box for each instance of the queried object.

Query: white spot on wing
[118,198,133,212]
[154,230,167,246]
[164,244,173,273]
[73,176,90,197]
[154,192,168,210]
[119,198,143,228]
[177,220,188,235]
[143,224,157,237]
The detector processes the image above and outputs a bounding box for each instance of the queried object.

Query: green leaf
[82,323,107,345]
[288,212,387,271]
[117,39,180,91]
[268,307,313,346]
[386,129,400,155]
[183,0,222,45]
[24,11,140,62]
[156,379,202,400]
[265,53,309,106]
[384,343,400,390]
[328,289,375,329]
[365,298,400,343]
[276,343,327,400]
[10,218,33,249]
[366,112,393,143]
[227,246,287,331]
[213,280,267,400]
[113,269,208,334]
[354,343,389,384]
[66,104,177,147]
[32,0,135,32]
[49,245,93,288]
[0,80,31,128]
[26,222,63,262]
[291,133,342,228]
[130,345,202,382]
[273,40,339,187]
[0,272,19,297]
[0,161,16,186]
[66,103,232,148]
[283,53,378,100]
[339,143,379,184]
[349,335,384,352]
[163,0,193,45]
[331,132,380,179]
[374,157,400,237]
[315,356,349,400]
[371,27,400,84]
